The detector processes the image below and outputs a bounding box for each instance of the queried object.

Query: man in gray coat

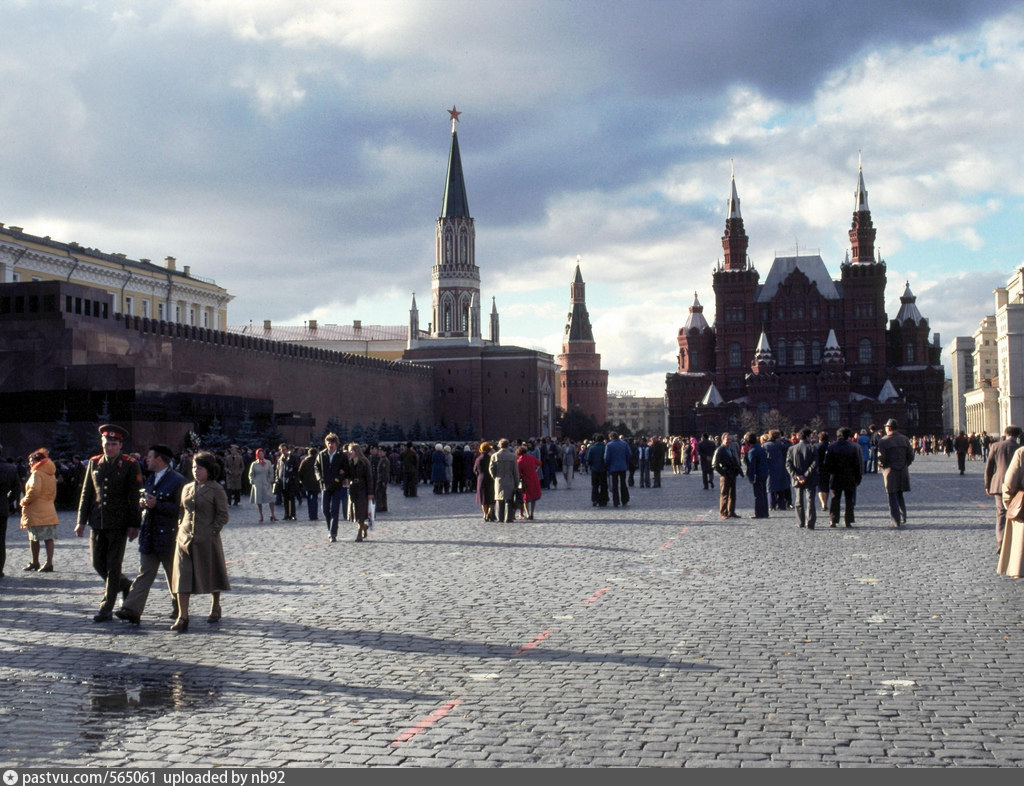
[489,439,520,523]
[785,428,819,530]
[877,418,915,528]
[984,425,1022,551]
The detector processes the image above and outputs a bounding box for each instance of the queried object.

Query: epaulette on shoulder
[120,455,138,464]
[90,454,103,461]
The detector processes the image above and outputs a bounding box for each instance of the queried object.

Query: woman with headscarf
[171,451,230,632]
[474,442,496,521]
[515,444,543,520]
[247,448,277,522]
[430,444,447,494]
[20,448,59,572]
[346,443,374,542]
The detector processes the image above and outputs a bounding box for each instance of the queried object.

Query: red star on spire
[448,105,461,124]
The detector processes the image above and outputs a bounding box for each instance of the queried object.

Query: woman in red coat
[515,446,543,520]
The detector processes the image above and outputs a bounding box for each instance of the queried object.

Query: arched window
[443,304,452,332]
[905,343,915,363]
[792,340,805,366]
[859,338,872,364]
[777,339,787,365]
[828,400,840,427]
[729,342,742,368]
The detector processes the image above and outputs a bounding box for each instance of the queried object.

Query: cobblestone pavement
[1,454,1021,768]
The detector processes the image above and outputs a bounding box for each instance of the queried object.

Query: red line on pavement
[512,629,553,657]
[679,525,691,535]
[584,586,610,605]
[391,698,463,746]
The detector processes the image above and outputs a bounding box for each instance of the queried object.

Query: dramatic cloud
[2,1,1023,395]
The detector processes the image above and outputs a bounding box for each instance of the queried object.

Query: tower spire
[722,166,749,270]
[849,154,876,263]
[432,107,480,338]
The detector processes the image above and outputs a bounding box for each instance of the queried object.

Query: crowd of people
[0,419,1019,633]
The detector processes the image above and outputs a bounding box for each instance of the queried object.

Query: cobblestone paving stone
[0,455,1021,767]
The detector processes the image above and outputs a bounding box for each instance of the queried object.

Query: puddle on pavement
[86,671,218,714]
[80,671,220,751]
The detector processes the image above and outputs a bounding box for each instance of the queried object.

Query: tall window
[811,340,821,365]
[158,302,165,321]
[777,339,787,365]
[861,412,872,430]
[142,300,150,318]
[828,400,840,427]
[124,296,134,316]
[859,338,872,364]
[799,385,808,401]
[905,343,915,363]
[787,385,796,401]
[792,340,805,366]
[729,342,742,368]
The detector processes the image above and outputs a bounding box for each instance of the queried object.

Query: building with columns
[666,164,944,437]
[403,108,557,440]
[0,223,231,328]
[953,268,1024,437]
[557,261,608,426]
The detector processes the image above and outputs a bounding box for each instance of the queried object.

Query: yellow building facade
[0,223,231,327]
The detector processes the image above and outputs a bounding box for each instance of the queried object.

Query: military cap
[98,424,129,442]
[885,418,898,429]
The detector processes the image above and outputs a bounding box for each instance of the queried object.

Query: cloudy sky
[3,0,1023,396]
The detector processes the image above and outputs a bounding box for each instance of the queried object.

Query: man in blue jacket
[743,433,770,519]
[116,444,186,625]
[604,432,631,508]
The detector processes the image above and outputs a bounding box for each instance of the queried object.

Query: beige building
[954,267,1024,436]
[0,223,231,327]
[227,319,410,361]
[606,392,667,436]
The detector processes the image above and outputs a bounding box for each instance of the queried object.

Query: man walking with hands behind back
[984,425,1021,551]
[786,428,819,529]
[877,418,914,528]
[76,424,142,622]
[823,427,861,528]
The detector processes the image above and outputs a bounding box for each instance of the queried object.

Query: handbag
[1007,490,1024,522]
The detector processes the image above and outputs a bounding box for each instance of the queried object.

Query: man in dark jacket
[823,427,862,528]
[298,447,320,520]
[0,450,20,578]
[786,428,819,529]
[650,436,667,488]
[712,433,743,519]
[316,433,351,542]
[985,425,1023,550]
[586,434,609,508]
[400,442,419,497]
[76,424,143,622]
[698,434,717,490]
[116,444,185,625]
[954,430,970,474]
[877,419,915,529]
[744,433,770,519]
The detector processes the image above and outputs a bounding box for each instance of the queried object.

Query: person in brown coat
[171,451,230,632]
[985,425,1022,551]
[346,443,374,542]
[877,419,914,528]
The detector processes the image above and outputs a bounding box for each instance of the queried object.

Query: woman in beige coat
[171,451,230,632]
[20,448,59,572]
[999,445,1024,579]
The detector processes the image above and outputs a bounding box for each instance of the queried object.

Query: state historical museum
[666,166,944,437]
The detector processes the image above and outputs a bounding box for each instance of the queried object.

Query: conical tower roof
[441,107,470,218]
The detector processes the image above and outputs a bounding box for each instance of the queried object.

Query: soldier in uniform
[75,424,142,622]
